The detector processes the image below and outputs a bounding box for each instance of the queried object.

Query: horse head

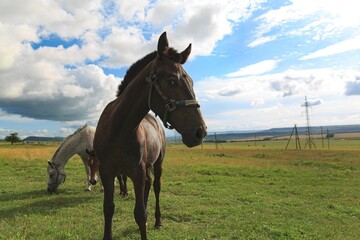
[47,161,66,193]
[85,149,99,185]
[147,32,207,147]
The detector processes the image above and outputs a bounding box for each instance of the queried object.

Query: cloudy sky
[1,0,360,139]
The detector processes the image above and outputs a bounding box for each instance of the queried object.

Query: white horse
[47,124,98,193]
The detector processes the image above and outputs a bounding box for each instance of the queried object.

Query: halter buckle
[165,100,177,112]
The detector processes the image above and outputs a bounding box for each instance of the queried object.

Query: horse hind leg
[122,175,128,197]
[144,169,152,209]
[131,165,147,240]
[117,174,128,197]
[153,159,163,229]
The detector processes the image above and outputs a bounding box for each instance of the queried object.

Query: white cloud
[248,35,277,48]
[145,1,182,28]
[0,0,104,39]
[0,0,266,71]
[251,98,265,106]
[198,68,357,104]
[195,67,360,131]
[101,26,150,68]
[251,0,360,47]
[0,23,38,70]
[300,36,360,60]
[0,0,269,124]
[301,98,323,107]
[218,87,241,97]
[116,0,149,22]
[2,0,358,136]
[159,0,266,57]
[0,60,119,121]
[226,59,279,77]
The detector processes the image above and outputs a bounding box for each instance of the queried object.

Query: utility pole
[321,126,324,148]
[285,124,301,150]
[214,132,218,150]
[302,96,316,149]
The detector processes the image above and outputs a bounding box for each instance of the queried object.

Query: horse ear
[180,43,191,64]
[157,31,169,57]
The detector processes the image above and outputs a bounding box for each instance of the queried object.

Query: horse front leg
[132,166,147,240]
[153,160,163,228]
[100,165,115,240]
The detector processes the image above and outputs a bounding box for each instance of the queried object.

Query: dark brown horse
[93,32,207,240]
[86,149,129,197]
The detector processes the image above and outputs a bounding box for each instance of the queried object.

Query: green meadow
[0,140,359,239]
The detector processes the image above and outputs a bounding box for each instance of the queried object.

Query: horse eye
[168,78,176,86]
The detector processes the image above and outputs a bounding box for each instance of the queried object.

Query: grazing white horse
[47,125,98,193]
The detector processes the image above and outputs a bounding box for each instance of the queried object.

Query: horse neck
[110,67,151,139]
[51,130,87,167]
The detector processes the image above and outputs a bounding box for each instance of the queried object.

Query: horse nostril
[90,180,97,185]
[196,126,206,140]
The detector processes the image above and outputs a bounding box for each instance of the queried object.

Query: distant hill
[23,136,64,142]
[163,124,360,142]
[203,124,360,142]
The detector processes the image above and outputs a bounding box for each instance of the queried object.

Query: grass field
[0,140,359,239]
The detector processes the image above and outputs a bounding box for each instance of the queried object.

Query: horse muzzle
[90,179,97,185]
[182,125,207,147]
[47,185,58,194]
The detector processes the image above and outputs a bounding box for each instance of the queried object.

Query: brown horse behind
[86,149,129,197]
[94,32,207,240]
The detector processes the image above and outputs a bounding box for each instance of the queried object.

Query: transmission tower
[285,124,301,150]
[302,96,316,149]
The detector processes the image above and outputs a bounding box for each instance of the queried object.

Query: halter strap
[48,162,67,185]
[146,71,200,129]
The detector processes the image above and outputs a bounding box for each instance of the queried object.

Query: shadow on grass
[0,189,93,219]
[117,226,140,239]
[0,189,48,202]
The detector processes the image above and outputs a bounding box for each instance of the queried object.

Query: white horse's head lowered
[47,161,66,193]
[46,124,95,193]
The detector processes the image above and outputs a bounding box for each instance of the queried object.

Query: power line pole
[321,126,324,148]
[302,96,316,149]
[214,132,218,150]
[213,132,224,150]
[285,124,301,150]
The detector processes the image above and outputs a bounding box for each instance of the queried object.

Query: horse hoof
[85,188,91,192]
[119,192,128,198]
[154,224,163,229]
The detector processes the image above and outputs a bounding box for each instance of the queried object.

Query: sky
[1,0,360,139]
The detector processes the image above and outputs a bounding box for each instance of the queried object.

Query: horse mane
[52,124,88,160]
[116,51,157,97]
[116,48,182,97]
